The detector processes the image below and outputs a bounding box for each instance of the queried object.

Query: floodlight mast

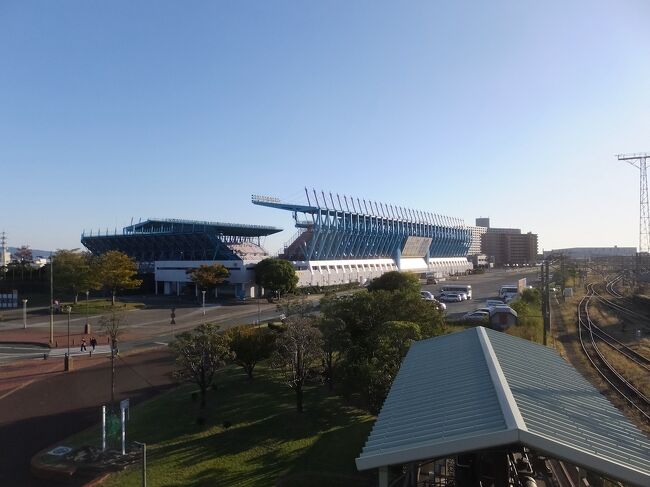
[618,153,650,253]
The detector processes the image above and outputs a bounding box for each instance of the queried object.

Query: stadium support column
[395,247,402,271]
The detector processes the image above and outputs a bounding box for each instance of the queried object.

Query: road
[421,268,540,319]
[0,299,286,363]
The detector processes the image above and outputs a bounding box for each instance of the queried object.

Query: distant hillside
[7,247,52,258]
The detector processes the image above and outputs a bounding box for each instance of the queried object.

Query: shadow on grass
[102,365,376,486]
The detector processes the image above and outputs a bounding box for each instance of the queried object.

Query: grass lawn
[66,298,145,315]
[69,364,375,487]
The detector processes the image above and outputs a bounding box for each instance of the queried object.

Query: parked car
[474,307,493,314]
[463,310,489,321]
[439,292,462,303]
[433,299,446,311]
[420,291,435,300]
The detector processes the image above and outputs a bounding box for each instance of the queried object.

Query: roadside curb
[0,340,51,348]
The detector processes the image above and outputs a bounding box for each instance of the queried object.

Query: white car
[457,292,468,301]
[439,292,462,303]
[420,291,435,300]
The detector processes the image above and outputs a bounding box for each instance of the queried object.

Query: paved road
[0,348,176,486]
[0,301,285,363]
[421,268,540,319]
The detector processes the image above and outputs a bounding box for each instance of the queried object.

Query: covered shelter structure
[356,327,650,487]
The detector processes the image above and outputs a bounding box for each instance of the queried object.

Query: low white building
[154,259,261,298]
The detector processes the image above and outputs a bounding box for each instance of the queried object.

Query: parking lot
[421,268,539,320]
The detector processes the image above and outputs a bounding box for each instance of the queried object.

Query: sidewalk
[0,347,176,486]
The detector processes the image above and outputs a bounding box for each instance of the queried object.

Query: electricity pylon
[618,153,650,253]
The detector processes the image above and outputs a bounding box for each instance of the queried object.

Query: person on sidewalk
[90,336,97,351]
[80,337,87,352]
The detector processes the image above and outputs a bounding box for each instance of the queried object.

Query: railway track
[605,275,623,298]
[577,284,650,421]
[592,277,650,332]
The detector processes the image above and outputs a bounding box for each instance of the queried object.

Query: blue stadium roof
[123,218,281,237]
[252,192,471,260]
[81,218,281,262]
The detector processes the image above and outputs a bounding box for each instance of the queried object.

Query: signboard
[120,398,130,421]
[48,446,72,456]
[517,278,527,292]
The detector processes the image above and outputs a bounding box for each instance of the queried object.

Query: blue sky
[1,0,649,254]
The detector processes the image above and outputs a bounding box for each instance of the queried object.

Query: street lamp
[66,305,72,356]
[65,305,72,371]
[257,285,261,326]
[22,298,28,330]
[49,254,54,344]
[202,290,206,316]
[85,290,90,326]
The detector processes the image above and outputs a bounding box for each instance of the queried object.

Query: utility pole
[22,298,28,329]
[49,254,54,344]
[542,261,550,346]
[539,261,548,345]
[617,153,650,253]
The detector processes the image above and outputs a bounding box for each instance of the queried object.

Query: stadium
[81,218,281,298]
[81,191,476,297]
[252,190,473,287]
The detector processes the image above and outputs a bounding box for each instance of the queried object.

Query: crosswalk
[48,345,112,357]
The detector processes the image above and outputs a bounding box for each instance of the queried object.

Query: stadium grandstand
[252,189,473,287]
[81,218,281,298]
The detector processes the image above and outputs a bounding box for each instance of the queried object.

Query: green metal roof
[356,327,650,487]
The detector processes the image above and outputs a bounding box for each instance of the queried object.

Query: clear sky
[1,0,649,254]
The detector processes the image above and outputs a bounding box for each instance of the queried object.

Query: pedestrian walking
[80,337,87,352]
[90,336,97,351]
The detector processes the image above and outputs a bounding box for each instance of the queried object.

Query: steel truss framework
[618,153,650,253]
[252,189,471,261]
[81,218,281,262]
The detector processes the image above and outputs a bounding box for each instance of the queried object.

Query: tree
[272,316,323,413]
[225,325,276,379]
[254,258,298,300]
[98,311,125,410]
[317,317,350,391]
[321,289,444,412]
[53,249,95,304]
[12,245,33,265]
[93,251,142,305]
[279,293,316,318]
[170,323,233,410]
[320,290,444,351]
[11,245,33,280]
[364,321,421,412]
[367,271,420,295]
[186,264,229,297]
